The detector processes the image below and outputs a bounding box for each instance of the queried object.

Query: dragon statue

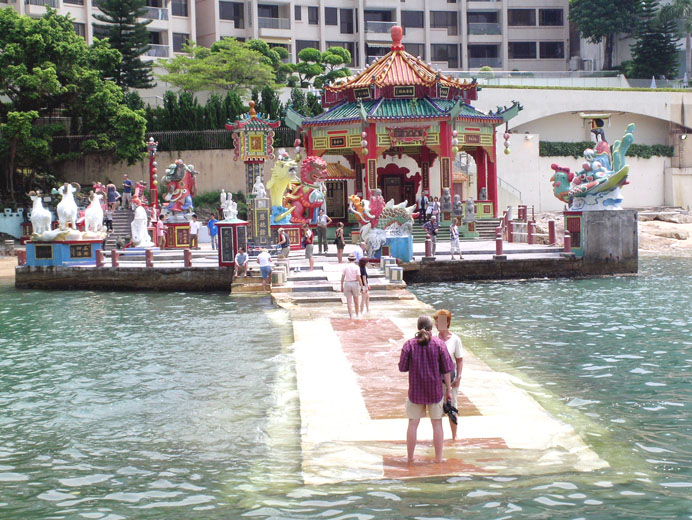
[267,151,299,225]
[349,189,417,257]
[161,159,198,214]
[274,155,328,225]
[550,123,635,211]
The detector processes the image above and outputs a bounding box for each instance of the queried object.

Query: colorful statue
[54,182,80,230]
[267,152,299,225]
[550,123,634,211]
[275,156,328,224]
[162,159,198,214]
[131,181,148,208]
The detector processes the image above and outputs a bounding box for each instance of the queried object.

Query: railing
[25,0,58,6]
[146,44,170,58]
[467,22,501,35]
[143,6,169,20]
[365,21,397,33]
[468,57,502,68]
[498,177,521,201]
[258,16,290,30]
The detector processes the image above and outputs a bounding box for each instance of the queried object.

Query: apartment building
[195,0,570,71]
[6,0,197,60]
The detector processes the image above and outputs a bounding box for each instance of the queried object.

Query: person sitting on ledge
[234,247,248,277]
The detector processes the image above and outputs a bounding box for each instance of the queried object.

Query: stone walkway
[256,250,609,485]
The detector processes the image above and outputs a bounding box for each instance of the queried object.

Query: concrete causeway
[246,247,610,485]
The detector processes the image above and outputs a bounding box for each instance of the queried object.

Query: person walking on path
[234,247,248,277]
[155,216,166,249]
[207,214,218,250]
[431,197,441,220]
[450,218,461,260]
[433,309,464,441]
[121,175,133,210]
[417,193,429,224]
[398,315,454,464]
[277,227,290,271]
[256,248,273,291]
[302,224,315,271]
[423,216,439,256]
[340,253,363,320]
[189,214,200,249]
[334,222,346,263]
[316,209,332,254]
[358,256,370,314]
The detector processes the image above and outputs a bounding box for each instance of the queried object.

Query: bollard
[495,236,504,256]
[17,249,26,266]
[507,221,514,243]
[96,250,105,268]
[425,234,433,257]
[548,220,556,245]
[495,226,502,240]
[564,231,572,253]
[111,249,119,267]
[183,248,192,267]
[528,222,535,245]
[145,249,154,268]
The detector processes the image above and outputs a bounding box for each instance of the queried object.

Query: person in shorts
[256,248,272,291]
[398,315,454,464]
[434,309,464,440]
[234,247,248,277]
[277,227,290,271]
[302,224,314,271]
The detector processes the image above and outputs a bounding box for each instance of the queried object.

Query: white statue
[220,189,227,208]
[223,192,238,220]
[56,182,80,230]
[131,203,155,247]
[84,192,105,234]
[28,191,52,235]
[252,175,267,199]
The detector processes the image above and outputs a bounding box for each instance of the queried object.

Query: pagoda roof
[301,97,506,127]
[224,101,280,131]
[324,27,475,95]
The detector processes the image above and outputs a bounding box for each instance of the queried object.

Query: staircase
[474,219,502,240]
[411,219,501,241]
[105,208,133,250]
[411,221,450,243]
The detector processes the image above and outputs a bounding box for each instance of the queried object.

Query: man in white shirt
[256,248,273,291]
[189,214,200,249]
[354,241,366,261]
[316,209,332,254]
[433,309,464,441]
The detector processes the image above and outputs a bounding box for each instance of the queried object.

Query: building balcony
[24,0,58,15]
[468,57,502,68]
[365,21,397,34]
[467,22,501,35]
[143,6,169,20]
[258,16,290,30]
[146,44,170,58]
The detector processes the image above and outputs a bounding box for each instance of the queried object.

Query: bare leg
[353,293,359,318]
[450,417,457,441]
[432,419,444,462]
[309,256,314,271]
[337,250,343,263]
[407,418,420,463]
[345,293,353,319]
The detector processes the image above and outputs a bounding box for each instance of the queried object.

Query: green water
[1,257,692,519]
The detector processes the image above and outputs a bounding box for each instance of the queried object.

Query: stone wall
[580,210,638,274]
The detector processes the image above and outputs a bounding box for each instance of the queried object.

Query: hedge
[539,141,674,158]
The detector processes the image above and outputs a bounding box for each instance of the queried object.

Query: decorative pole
[147,137,159,215]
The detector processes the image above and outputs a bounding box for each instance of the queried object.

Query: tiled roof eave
[303,115,504,126]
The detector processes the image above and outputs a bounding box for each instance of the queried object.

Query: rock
[655,213,692,224]
[654,230,689,240]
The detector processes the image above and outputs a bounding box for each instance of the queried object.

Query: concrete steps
[105,209,133,250]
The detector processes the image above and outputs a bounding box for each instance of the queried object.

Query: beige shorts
[405,398,444,420]
[280,247,290,258]
[343,280,360,298]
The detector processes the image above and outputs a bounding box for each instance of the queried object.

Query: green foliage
[306,93,323,116]
[157,39,275,94]
[145,90,246,132]
[540,141,673,158]
[93,0,154,89]
[630,0,680,78]
[258,85,283,120]
[478,66,495,79]
[292,48,325,86]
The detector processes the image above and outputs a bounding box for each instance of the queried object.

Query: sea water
[1,256,691,519]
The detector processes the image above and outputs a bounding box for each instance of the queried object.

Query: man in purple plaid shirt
[399,315,454,464]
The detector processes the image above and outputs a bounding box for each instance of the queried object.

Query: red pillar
[363,123,377,199]
[486,145,499,218]
[439,121,452,192]
[476,149,487,199]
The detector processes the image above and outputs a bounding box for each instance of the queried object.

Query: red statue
[278,156,328,224]
[162,159,199,214]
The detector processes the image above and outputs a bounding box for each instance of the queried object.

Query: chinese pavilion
[286,26,521,218]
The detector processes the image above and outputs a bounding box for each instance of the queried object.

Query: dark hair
[415,315,434,345]
[358,257,369,268]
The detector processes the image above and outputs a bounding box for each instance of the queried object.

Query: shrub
[539,140,674,158]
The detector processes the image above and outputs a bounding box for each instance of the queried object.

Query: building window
[340,9,354,33]
[64,0,84,5]
[325,7,338,25]
[401,10,424,29]
[219,1,245,28]
[308,6,318,25]
[172,0,187,17]
[296,40,320,54]
[468,11,498,24]
[173,32,189,52]
[294,5,301,20]
[431,43,458,68]
[508,41,537,59]
[258,4,278,18]
[430,11,458,36]
[73,22,86,38]
[508,9,535,26]
[406,43,424,60]
[539,9,563,26]
[540,41,564,59]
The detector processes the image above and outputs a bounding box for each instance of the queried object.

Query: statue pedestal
[386,236,413,263]
[460,222,479,238]
[250,197,271,247]
[26,239,103,267]
[217,220,249,267]
[165,222,191,249]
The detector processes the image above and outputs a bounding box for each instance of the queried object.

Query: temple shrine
[286,26,521,218]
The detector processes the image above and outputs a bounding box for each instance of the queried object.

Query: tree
[292,48,325,87]
[93,0,154,89]
[0,9,147,201]
[662,0,692,78]
[259,85,282,120]
[314,46,352,88]
[570,0,640,70]
[247,39,292,84]
[630,0,680,78]
[158,39,275,94]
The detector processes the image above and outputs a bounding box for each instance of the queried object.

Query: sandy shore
[0,256,17,279]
